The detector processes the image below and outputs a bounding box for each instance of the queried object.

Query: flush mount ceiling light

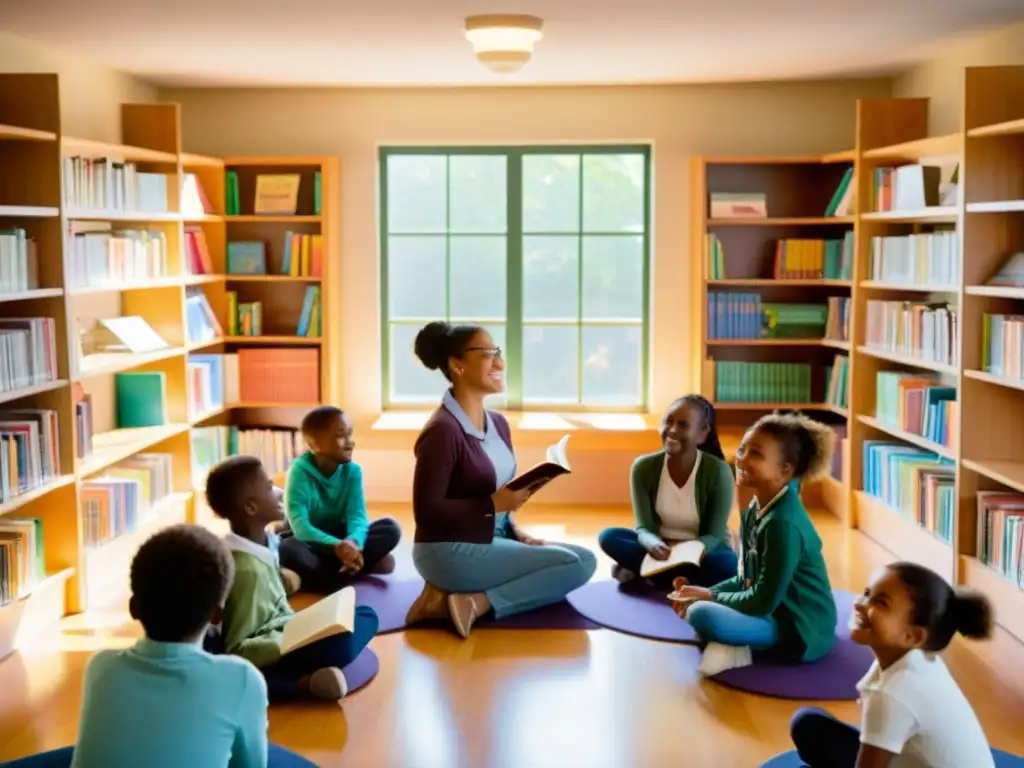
[464,14,544,74]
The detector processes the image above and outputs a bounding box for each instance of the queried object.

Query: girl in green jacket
[670,412,838,677]
[598,395,739,587]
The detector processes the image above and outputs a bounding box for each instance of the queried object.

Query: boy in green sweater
[669,412,838,677]
[207,454,379,701]
[279,406,401,593]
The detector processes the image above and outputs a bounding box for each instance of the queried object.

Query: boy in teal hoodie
[279,406,401,592]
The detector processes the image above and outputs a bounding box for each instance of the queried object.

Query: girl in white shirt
[789,561,995,768]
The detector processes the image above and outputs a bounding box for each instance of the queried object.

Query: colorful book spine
[981,314,1024,380]
[187,354,227,419]
[296,286,322,337]
[825,355,849,411]
[80,477,142,547]
[862,440,955,542]
[61,158,169,213]
[0,228,39,296]
[0,408,61,502]
[191,425,303,489]
[711,361,811,403]
[707,293,761,340]
[0,317,58,393]
[869,231,959,285]
[864,300,958,366]
[237,348,319,404]
[875,372,957,449]
[976,491,1024,588]
[0,517,44,606]
[281,232,324,277]
[706,234,726,279]
[772,235,853,280]
[225,171,241,216]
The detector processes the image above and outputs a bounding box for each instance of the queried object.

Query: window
[380,146,650,410]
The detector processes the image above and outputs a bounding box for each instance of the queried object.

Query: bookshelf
[694,67,1024,647]
[692,155,853,518]
[0,73,336,659]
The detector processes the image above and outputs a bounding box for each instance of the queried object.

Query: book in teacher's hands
[640,540,706,579]
[280,585,356,656]
[506,434,572,493]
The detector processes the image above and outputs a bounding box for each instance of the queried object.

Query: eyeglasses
[466,346,503,360]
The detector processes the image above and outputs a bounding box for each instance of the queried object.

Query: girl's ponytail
[681,395,726,461]
[952,587,994,641]
[889,562,995,650]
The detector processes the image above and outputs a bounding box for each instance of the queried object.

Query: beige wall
[894,21,1024,134]
[164,79,892,418]
[0,32,156,142]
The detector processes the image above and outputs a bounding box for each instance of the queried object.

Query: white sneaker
[280,567,301,596]
[698,642,753,676]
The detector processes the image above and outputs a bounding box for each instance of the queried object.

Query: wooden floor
[2,506,1024,768]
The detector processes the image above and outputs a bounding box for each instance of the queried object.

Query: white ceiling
[4,0,1024,87]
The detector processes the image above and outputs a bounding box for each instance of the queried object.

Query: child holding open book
[598,395,738,587]
[207,455,379,701]
[279,405,402,592]
[670,412,837,676]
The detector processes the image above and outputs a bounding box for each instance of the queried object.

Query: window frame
[379,144,652,412]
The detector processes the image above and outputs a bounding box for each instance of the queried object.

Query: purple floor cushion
[565,579,699,643]
[343,647,379,693]
[353,575,597,633]
[710,590,873,700]
[353,576,422,633]
[758,748,1024,768]
[0,744,318,767]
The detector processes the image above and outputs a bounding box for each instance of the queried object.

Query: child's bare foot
[370,553,396,575]
[448,592,490,638]
[406,582,450,625]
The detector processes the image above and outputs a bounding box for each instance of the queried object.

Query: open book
[506,434,571,493]
[281,585,356,656]
[640,540,705,578]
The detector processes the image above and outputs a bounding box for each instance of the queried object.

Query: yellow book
[300,235,310,276]
[640,540,706,578]
[281,585,356,656]
[254,174,300,215]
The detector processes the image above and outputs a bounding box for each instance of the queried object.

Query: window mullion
[577,152,584,406]
[506,150,524,408]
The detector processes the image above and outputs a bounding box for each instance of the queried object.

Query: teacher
[404,321,597,638]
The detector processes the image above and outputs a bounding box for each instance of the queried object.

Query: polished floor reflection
[1,506,1023,767]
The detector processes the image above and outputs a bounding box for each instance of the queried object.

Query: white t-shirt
[857,649,994,768]
[655,452,701,541]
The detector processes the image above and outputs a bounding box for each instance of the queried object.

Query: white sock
[698,642,753,676]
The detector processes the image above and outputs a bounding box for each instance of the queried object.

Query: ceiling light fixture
[464,14,544,75]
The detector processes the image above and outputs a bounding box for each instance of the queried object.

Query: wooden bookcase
[0,73,336,659]
[691,155,853,517]
[695,66,1024,646]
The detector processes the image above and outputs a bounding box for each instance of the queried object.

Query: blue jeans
[686,600,778,649]
[413,537,597,619]
[597,527,739,587]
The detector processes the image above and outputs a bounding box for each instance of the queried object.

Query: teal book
[115,372,167,428]
[227,241,267,274]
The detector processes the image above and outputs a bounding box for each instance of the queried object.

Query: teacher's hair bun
[413,321,452,371]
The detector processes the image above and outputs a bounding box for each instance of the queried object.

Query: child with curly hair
[670,412,838,676]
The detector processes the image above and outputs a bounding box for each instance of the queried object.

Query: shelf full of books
[0,73,337,660]
[693,155,853,518]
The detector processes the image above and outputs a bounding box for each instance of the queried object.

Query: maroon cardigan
[412,405,514,544]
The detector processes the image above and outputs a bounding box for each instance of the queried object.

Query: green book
[115,372,167,428]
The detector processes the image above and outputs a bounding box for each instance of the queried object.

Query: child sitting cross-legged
[790,562,996,768]
[72,524,268,768]
[207,454,379,701]
[278,405,401,592]
[670,412,838,676]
